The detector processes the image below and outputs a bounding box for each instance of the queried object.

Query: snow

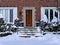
[51,17,58,26]
[41,15,58,26]
[37,26,40,32]
[0,16,59,45]
[41,14,48,23]
[11,25,17,28]
[0,32,60,45]
[0,31,13,34]
[51,17,58,23]
[41,14,58,23]
[0,14,4,18]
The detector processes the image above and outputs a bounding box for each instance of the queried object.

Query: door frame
[26,10,32,27]
[22,7,35,27]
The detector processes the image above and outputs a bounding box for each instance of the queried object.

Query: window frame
[0,7,17,24]
[41,7,59,23]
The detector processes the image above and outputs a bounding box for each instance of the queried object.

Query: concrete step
[19,35,31,38]
[19,27,38,36]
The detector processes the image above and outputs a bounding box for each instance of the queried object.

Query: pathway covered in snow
[0,32,60,45]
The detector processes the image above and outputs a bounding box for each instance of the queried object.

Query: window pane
[0,9,2,14]
[5,9,8,22]
[50,9,53,21]
[0,9,3,18]
[45,9,48,19]
[55,11,58,18]
[10,9,13,22]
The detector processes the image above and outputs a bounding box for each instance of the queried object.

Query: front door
[26,10,32,27]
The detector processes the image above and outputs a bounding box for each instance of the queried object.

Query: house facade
[0,0,60,27]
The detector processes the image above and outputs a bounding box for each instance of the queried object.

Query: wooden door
[26,10,32,27]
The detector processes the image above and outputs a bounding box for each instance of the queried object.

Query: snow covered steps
[19,27,37,34]
[19,35,31,38]
[19,27,39,38]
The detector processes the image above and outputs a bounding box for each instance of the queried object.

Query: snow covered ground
[0,32,60,45]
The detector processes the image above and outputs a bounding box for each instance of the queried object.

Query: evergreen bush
[0,18,5,32]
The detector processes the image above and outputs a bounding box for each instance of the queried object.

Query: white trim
[22,7,36,27]
[0,7,17,9]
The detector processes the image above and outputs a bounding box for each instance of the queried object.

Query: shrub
[0,33,12,37]
[11,28,17,32]
[0,18,5,32]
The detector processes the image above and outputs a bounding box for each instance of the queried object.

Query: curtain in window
[50,9,53,22]
[0,9,3,18]
[45,9,48,19]
[5,9,8,23]
[10,9,13,22]
[55,11,58,18]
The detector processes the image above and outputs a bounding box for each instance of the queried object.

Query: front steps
[19,27,40,37]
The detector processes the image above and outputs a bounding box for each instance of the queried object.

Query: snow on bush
[51,17,58,26]
[41,14,48,23]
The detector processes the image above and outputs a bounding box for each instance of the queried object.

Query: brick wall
[0,0,60,21]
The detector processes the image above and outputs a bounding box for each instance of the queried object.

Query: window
[45,9,48,19]
[41,7,59,23]
[0,9,3,14]
[55,11,58,18]
[0,7,17,23]
[50,9,53,21]
[0,9,3,18]
[3,9,13,23]
[5,9,9,22]
[10,9,13,22]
